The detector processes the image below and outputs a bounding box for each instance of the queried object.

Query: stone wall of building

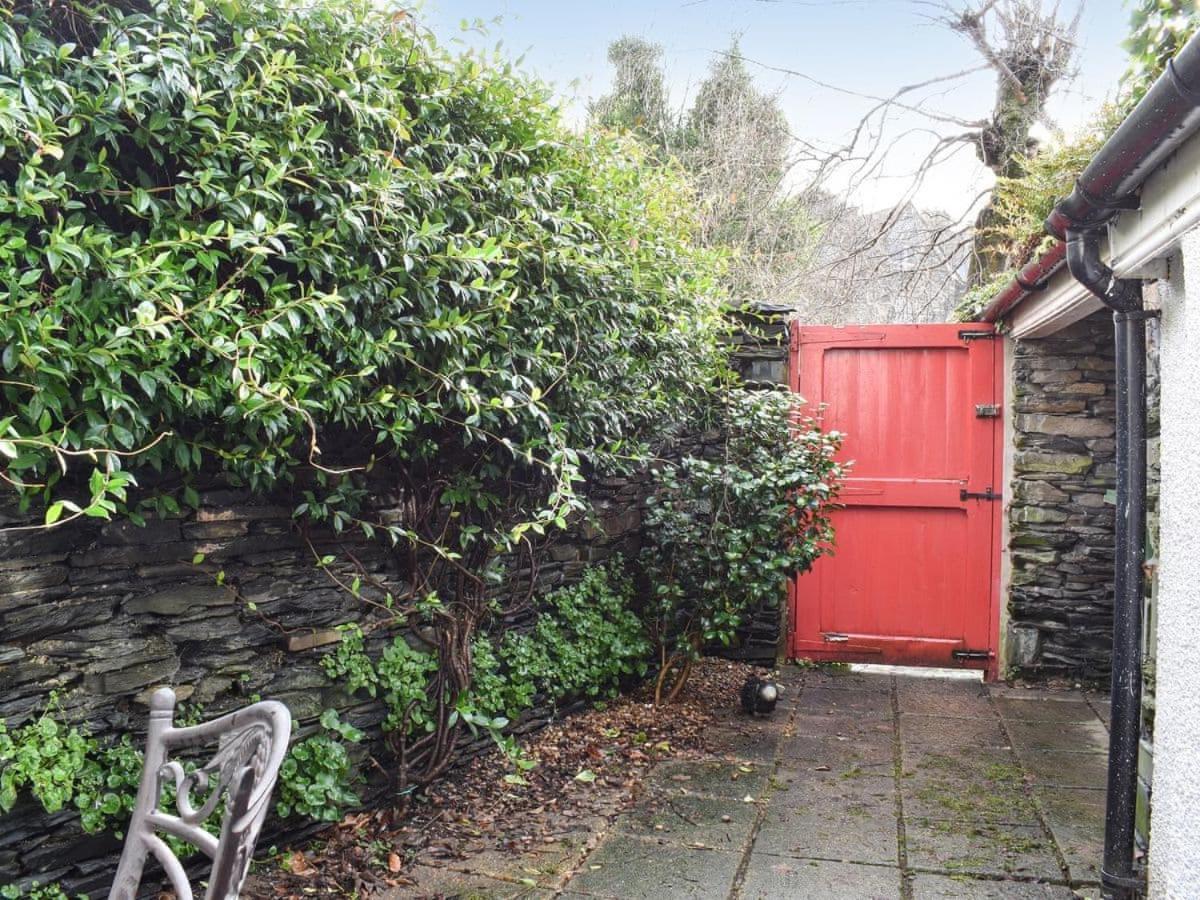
[0,314,792,894]
[1006,311,1118,678]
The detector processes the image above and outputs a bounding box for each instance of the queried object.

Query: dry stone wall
[0,466,655,894]
[1007,311,1118,678]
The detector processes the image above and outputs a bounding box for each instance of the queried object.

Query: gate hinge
[958,330,998,341]
[822,633,850,643]
[975,403,1001,418]
[960,486,1002,502]
[952,649,991,660]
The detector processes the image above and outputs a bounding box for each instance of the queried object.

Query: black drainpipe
[1064,229,1150,900]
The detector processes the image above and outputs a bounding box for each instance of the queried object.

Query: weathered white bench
[109,688,291,900]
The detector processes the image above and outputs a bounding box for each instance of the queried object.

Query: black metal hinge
[952,649,991,661]
[960,487,1002,502]
[958,330,998,341]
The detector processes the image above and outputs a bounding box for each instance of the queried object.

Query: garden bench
[108,688,290,900]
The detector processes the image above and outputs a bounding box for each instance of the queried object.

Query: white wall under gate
[1148,230,1200,897]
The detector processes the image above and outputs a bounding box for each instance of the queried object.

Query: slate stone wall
[1006,312,1118,679]
[720,305,791,661]
[0,312,792,893]
[0,464,657,894]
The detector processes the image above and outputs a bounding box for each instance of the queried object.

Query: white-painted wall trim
[1008,270,1101,338]
[1111,128,1200,278]
[1006,128,1200,338]
[1148,234,1200,898]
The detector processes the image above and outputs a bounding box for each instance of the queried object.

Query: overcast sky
[422,0,1131,218]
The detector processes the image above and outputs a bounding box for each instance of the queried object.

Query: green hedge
[0,0,727,547]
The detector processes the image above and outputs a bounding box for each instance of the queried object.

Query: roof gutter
[980,30,1200,324]
[979,240,1065,322]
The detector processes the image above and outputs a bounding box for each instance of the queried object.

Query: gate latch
[960,486,1001,502]
[952,649,991,661]
[975,404,1000,418]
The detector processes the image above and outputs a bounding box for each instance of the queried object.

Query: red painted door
[789,324,1003,678]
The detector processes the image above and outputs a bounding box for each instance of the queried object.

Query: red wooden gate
[788,324,1003,679]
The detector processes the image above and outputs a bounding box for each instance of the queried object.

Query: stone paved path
[394,667,1110,899]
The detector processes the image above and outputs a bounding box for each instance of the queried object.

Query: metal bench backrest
[109,688,291,900]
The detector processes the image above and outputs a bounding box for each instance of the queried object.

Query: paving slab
[901,744,1023,785]
[754,771,898,865]
[739,855,901,900]
[909,874,1079,898]
[544,672,1108,900]
[902,771,1040,825]
[429,841,586,888]
[989,687,1086,701]
[389,865,554,898]
[798,669,895,693]
[904,820,1064,881]
[1017,750,1109,789]
[703,720,784,765]
[1033,788,1106,884]
[792,709,896,738]
[780,732,895,776]
[613,791,756,851]
[897,688,994,720]
[992,697,1100,724]
[648,758,773,802]
[563,836,741,899]
[1005,720,1110,753]
[901,713,1011,749]
[798,687,896,717]
[895,676,987,701]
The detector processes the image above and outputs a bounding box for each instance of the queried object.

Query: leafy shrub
[0,711,91,816]
[0,881,76,900]
[981,104,1127,275]
[324,562,648,728]
[71,735,142,836]
[318,560,650,789]
[0,0,725,533]
[1124,1,1198,102]
[640,388,843,703]
[322,626,440,735]
[516,561,650,702]
[0,701,143,838]
[465,634,534,723]
[275,710,363,822]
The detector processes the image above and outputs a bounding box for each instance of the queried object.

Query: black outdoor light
[740,674,780,716]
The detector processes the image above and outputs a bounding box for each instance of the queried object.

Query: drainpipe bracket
[1103,192,1142,214]
[1071,181,1141,224]
[1100,866,1146,895]
[1014,273,1049,293]
[1114,308,1161,323]
[1167,56,1200,103]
